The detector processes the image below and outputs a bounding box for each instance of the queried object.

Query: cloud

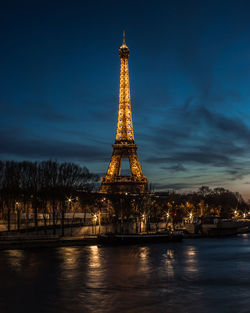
[2,99,75,124]
[0,128,109,162]
[153,182,199,191]
[161,163,187,172]
[141,95,250,185]
[146,152,231,167]
[225,167,250,181]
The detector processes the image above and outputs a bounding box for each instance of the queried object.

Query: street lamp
[15,202,20,231]
[93,214,98,234]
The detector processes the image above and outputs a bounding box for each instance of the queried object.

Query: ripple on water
[0,237,250,313]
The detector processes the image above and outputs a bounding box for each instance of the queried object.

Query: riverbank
[0,231,246,250]
[0,232,185,250]
[0,235,98,250]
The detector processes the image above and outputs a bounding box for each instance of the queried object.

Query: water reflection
[60,247,81,270]
[89,245,101,269]
[184,246,199,275]
[162,249,175,278]
[4,250,24,272]
[138,246,150,273]
[58,247,82,282]
[86,245,104,290]
[1,238,250,313]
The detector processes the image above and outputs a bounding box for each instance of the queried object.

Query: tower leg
[106,152,122,177]
[129,152,143,178]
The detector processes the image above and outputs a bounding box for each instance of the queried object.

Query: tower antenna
[123,30,126,44]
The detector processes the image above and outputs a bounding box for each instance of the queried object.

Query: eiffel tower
[100,32,148,194]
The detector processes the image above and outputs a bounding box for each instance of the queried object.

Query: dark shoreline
[0,232,246,250]
[0,236,98,250]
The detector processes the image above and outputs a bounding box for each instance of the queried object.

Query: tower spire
[123,30,126,45]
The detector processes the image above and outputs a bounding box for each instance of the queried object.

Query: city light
[100,34,148,194]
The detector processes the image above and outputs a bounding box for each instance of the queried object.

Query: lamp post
[99,198,105,235]
[189,212,193,223]
[67,198,72,208]
[142,213,145,233]
[93,214,97,235]
[67,198,73,236]
[234,210,238,219]
[166,211,170,231]
[15,202,20,232]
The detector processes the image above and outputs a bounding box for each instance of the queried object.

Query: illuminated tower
[100,32,148,194]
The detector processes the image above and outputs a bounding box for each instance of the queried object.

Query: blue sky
[1,0,250,198]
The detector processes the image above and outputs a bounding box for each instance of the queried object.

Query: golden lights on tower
[100,32,148,194]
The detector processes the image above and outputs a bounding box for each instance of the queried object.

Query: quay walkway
[0,234,98,250]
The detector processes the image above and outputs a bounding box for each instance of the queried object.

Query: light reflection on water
[162,249,175,278]
[138,246,150,272]
[4,249,25,271]
[60,247,81,270]
[86,245,103,290]
[88,245,101,269]
[184,245,199,274]
[1,236,250,313]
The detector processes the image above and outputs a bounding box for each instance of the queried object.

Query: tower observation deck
[100,32,148,194]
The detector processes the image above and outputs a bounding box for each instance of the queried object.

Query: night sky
[2,0,250,198]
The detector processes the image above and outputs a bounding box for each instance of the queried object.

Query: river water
[0,234,250,313]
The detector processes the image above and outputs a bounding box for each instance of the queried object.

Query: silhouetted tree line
[98,186,249,233]
[186,186,245,217]
[153,186,248,223]
[0,160,99,234]
[0,160,248,235]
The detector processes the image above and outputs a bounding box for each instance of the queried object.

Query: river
[0,234,250,313]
